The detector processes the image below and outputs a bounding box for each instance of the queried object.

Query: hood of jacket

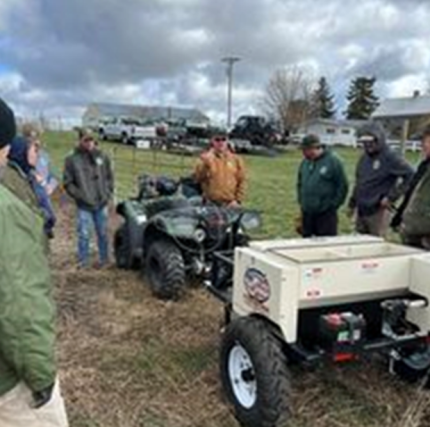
[357,122,387,152]
[8,136,32,175]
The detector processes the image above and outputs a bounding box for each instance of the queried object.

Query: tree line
[262,66,380,132]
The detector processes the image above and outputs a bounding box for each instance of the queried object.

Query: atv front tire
[114,225,133,269]
[145,239,186,300]
[220,316,291,427]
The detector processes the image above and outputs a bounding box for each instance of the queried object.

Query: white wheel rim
[228,343,257,409]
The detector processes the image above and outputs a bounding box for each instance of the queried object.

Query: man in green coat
[0,99,68,426]
[391,126,430,249]
[297,134,349,237]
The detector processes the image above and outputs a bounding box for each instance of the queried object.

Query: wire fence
[110,146,198,203]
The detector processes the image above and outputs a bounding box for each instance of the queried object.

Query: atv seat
[145,197,191,218]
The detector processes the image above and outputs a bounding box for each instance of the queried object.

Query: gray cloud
[0,0,429,122]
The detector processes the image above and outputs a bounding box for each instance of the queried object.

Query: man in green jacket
[391,126,430,248]
[0,99,68,427]
[297,134,349,237]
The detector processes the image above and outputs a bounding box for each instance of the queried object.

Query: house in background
[297,118,367,147]
[372,92,430,149]
[82,102,210,129]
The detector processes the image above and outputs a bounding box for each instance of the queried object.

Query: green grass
[45,131,421,239]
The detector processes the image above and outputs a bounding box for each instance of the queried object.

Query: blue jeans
[77,207,109,267]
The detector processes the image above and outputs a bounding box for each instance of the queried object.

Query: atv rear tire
[145,239,185,300]
[114,225,133,269]
[220,316,291,427]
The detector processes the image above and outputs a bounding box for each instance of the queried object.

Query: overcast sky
[0,0,429,125]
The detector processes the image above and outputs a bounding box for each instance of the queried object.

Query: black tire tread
[114,225,130,269]
[145,239,185,300]
[220,316,291,427]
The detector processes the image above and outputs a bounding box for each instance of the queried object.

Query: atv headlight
[240,211,262,231]
[194,228,206,243]
[136,214,147,225]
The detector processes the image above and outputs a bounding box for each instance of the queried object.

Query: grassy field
[43,131,430,427]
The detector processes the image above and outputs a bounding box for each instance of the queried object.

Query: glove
[32,383,54,409]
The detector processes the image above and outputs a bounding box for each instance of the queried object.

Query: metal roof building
[373,93,430,119]
[372,92,430,149]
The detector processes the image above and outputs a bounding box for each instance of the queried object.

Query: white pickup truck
[98,118,157,145]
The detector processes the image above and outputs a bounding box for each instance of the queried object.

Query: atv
[114,174,261,300]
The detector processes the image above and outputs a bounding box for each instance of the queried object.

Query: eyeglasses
[358,137,377,144]
[213,137,227,142]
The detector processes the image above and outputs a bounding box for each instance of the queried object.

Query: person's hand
[380,197,390,209]
[200,149,213,162]
[227,200,240,209]
[34,173,44,184]
[31,383,54,409]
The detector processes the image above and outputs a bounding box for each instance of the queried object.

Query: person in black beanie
[0,97,69,426]
[0,98,16,168]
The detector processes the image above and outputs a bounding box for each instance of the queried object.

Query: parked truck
[98,117,157,145]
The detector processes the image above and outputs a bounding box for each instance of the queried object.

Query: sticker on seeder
[361,261,379,274]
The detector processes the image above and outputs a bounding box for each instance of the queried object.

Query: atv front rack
[204,250,234,304]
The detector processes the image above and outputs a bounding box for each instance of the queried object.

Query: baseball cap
[300,134,321,149]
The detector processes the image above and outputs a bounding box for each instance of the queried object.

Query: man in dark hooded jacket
[348,122,413,237]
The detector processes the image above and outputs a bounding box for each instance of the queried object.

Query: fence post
[111,147,118,206]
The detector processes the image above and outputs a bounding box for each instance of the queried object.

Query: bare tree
[262,66,315,133]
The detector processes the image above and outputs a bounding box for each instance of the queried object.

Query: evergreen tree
[345,77,379,120]
[310,77,336,119]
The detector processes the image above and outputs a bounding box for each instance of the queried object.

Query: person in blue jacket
[8,136,56,238]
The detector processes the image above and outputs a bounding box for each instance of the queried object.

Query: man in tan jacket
[194,135,246,206]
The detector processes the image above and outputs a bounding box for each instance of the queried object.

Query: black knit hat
[0,98,16,149]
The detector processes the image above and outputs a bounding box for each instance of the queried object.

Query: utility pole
[222,56,241,129]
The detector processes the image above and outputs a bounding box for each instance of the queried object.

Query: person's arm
[63,156,82,202]
[332,156,349,209]
[348,158,361,210]
[386,153,414,203]
[0,198,56,394]
[105,155,114,199]
[194,156,210,184]
[235,156,246,203]
[297,161,303,207]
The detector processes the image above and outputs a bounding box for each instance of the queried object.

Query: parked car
[99,117,157,145]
